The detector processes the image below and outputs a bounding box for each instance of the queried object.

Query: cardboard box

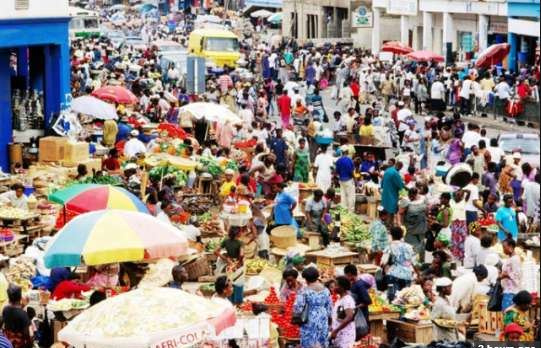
[64,141,89,163]
[38,137,67,162]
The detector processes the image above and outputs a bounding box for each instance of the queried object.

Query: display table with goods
[368,289,402,342]
[305,244,358,268]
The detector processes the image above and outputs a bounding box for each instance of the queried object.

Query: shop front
[507,0,540,72]
[0,16,71,171]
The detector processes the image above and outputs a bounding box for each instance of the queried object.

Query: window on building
[15,0,29,10]
[291,12,298,39]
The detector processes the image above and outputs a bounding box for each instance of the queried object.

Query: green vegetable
[76,175,123,186]
[198,212,212,223]
[331,206,371,244]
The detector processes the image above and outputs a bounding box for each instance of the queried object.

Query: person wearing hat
[335,145,356,212]
[123,129,147,159]
[502,323,525,342]
[431,277,461,341]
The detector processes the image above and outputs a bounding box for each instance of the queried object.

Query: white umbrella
[179,102,241,124]
[70,96,118,120]
[250,9,274,18]
[59,288,236,348]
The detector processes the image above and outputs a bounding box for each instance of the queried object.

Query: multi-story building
[0,0,70,170]
[507,0,540,72]
[372,0,508,61]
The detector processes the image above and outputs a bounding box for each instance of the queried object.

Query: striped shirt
[0,335,13,348]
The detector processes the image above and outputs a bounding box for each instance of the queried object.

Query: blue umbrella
[140,3,157,12]
[268,12,283,24]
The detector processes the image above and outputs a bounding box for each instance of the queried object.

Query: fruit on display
[245,259,269,274]
[0,207,36,220]
[271,292,299,339]
[6,256,36,291]
[391,285,425,307]
[239,301,253,312]
[331,207,370,244]
[403,306,430,322]
[368,289,401,313]
[264,287,280,305]
[204,238,222,252]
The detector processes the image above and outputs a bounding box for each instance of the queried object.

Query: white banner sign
[387,0,418,16]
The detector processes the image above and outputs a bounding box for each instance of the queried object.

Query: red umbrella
[157,123,188,139]
[381,41,414,55]
[407,50,445,63]
[92,86,138,105]
[475,43,510,68]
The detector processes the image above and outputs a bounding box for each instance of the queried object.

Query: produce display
[204,238,222,252]
[245,259,269,274]
[199,218,224,236]
[138,258,176,288]
[0,207,37,220]
[6,256,36,291]
[48,298,89,311]
[75,175,123,186]
[392,285,426,307]
[403,305,430,322]
[433,318,458,328]
[198,212,212,223]
[63,288,233,338]
[263,286,280,306]
[332,207,370,245]
[148,165,188,187]
[181,196,213,215]
[270,291,299,339]
[368,290,401,313]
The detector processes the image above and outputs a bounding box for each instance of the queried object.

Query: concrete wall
[351,16,400,49]
[0,0,69,19]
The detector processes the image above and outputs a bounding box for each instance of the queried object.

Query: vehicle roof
[499,133,539,139]
[190,29,238,39]
[154,40,183,47]
[69,6,99,17]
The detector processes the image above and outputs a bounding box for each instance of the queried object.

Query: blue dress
[381,167,404,214]
[294,287,332,348]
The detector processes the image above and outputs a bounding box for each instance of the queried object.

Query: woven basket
[270,226,296,249]
[184,256,210,281]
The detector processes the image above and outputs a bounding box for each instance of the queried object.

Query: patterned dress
[503,306,534,341]
[331,294,356,348]
[294,287,332,348]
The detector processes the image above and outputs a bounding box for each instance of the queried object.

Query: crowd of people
[1,3,540,348]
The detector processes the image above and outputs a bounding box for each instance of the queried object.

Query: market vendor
[502,291,536,341]
[52,272,91,300]
[271,176,296,228]
[213,275,234,301]
[0,183,28,210]
[450,265,488,313]
[86,264,120,289]
[431,277,462,341]
[280,268,303,303]
[167,264,188,290]
[305,189,329,246]
[102,148,121,173]
[214,226,244,274]
[123,130,147,159]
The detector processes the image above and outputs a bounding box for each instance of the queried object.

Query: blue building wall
[507,0,540,72]
[0,17,70,171]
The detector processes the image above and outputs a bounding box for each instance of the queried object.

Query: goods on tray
[181,196,213,215]
[205,238,222,252]
[433,318,458,328]
[6,256,36,291]
[392,285,425,307]
[239,301,253,312]
[200,219,224,236]
[48,298,89,311]
[64,288,233,337]
[403,305,430,322]
[0,228,14,242]
[264,287,280,305]
[332,207,370,245]
[246,259,269,274]
[148,165,188,186]
[271,291,299,339]
[369,290,399,313]
[0,207,36,220]
[198,212,212,223]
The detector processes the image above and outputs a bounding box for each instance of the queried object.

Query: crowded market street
[0,0,539,347]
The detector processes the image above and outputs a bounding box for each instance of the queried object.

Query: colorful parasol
[475,43,510,68]
[44,210,189,268]
[48,184,148,214]
[406,50,445,63]
[381,41,414,55]
[58,288,236,348]
[92,86,138,105]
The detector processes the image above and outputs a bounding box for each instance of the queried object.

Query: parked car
[498,133,540,168]
[105,30,125,48]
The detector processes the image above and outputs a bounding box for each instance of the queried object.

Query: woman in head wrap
[502,291,535,341]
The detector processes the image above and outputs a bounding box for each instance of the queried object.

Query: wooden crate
[386,319,433,344]
[64,141,89,163]
[183,256,210,281]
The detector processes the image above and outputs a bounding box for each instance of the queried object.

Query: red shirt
[102,157,120,171]
[277,95,292,117]
[52,281,91,300]
[350,82,360,98]
[517,84,531,99]
[236,176,257,193]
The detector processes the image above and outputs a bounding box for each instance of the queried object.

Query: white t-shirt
[460,79,473,99]
[462,130,481,149]
[431,81,445,100]
[397,108,413,132]
[488,146,505,163]
[124,138,147,158]
[464,183,480,213]
[463,235,481,269]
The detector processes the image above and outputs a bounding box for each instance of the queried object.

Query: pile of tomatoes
[271,291,300,339]
[264,287,280,305]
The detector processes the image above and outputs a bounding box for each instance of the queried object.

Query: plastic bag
[487,279,503,312]
[354,309,369,339]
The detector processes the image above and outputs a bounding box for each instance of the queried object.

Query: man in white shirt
[487,138,505,164]
[462,123,482,150]
[463,224,482,269]
[238,104,254,126]
[430,78,446,112]
[464,173,484,226]
[396,101,413,145]
[124,130,147,159]
[460,76,474,115]
[494,77,512,100]
[0,184,28,209]
[450,265,488,313]
[156,200,174,225]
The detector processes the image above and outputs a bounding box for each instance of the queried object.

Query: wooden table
[369,311,401,343]
[305,250,358,268]
[386,319,433,344]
